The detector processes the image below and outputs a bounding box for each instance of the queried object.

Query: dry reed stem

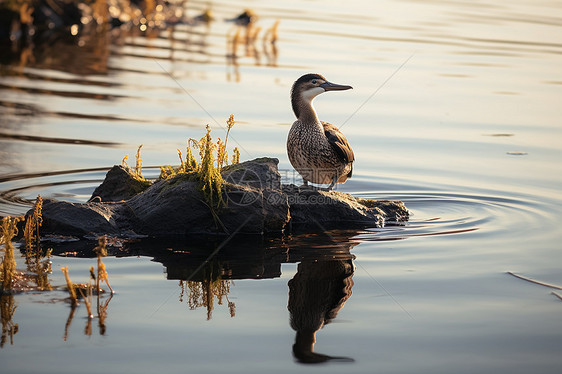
[135,144,144,177]
[23,195,42,252]
[506,271,562,290]
[61,267,77,306]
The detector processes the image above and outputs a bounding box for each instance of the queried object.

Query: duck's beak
[320,81,353,91]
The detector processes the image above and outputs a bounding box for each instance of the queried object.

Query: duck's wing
[322,121,355,164]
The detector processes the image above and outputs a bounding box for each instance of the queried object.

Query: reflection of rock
[37,158,408,238]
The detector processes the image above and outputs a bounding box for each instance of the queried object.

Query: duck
[287,73,354,190]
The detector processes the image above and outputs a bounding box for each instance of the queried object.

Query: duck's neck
[293,94,320,126]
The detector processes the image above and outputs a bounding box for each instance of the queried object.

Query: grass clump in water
[0,217,22,294]
[94,236,113,294]
[22,196,53,291]
[60,236,114,322]
[23,195,42,252]
[61,266,78,307]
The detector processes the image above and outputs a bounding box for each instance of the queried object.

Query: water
[1,0,562,373]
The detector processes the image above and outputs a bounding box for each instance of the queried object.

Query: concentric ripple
[352,188,557,242]
[1,168,557,247]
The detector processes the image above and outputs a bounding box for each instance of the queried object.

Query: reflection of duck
[287,74,355,190]
[288,258,355,363]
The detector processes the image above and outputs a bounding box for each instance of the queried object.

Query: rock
[222,157,282,190]
[89,165,151,202]
[35,157,409,238]
[283,185,384,230]
[40,199,121,236]
[121,174,289,236]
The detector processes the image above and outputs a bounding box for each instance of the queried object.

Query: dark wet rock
[120,174,289,236]
[40,199,121,236]
[36,157,409,238]
[222,157,282,190]
[283,185,384,229]
[89,165,151,202]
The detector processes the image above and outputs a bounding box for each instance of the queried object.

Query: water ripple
[352,189,554,242]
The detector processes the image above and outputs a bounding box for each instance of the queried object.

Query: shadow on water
[38,231,361,363]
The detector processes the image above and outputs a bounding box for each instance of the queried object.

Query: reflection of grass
[1,197,53,293]
[61,236,114,313]
[0,294,18,348]
[61,237,115,338]
[0,205,115,341]
[179,260,235,320]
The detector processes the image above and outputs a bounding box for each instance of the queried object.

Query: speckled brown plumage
[287,74,354,188]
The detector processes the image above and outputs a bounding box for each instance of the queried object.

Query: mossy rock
[37,158,409,238]
[89,165,151,202]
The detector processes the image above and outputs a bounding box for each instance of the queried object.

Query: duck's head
[291,73,352,119]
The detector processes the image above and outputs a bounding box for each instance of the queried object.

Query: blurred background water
[0,0,561,373]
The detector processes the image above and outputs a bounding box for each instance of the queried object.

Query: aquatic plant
[94,236,113,294]
[122,144,148,182]
[20,196,53,291]
[61,266,78,306]
[232,147,240,165]
[198,125,225,210]
[159,115,239,215]
[32,250,52,291]
[0,216,22,293]
[23,195,42,252]
[219,114,236,169]
[135,144,144,177]
[120,146,152,198]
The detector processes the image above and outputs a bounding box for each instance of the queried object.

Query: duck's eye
[311,80,317,84]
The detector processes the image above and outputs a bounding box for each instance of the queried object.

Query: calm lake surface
[1,0,561,373]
